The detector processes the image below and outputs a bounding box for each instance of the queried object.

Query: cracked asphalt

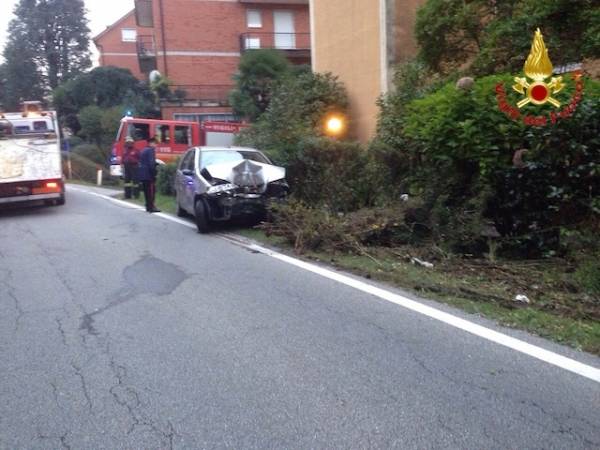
[1,186,599,449]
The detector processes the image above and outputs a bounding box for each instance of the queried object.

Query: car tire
[56,194,65,206]
[194,199,211,234]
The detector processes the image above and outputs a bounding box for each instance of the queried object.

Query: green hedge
[382,74,600,256]
[156,161,178,196]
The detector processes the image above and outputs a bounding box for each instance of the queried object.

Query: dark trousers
[123,164,139,199]
[142,180,156,211]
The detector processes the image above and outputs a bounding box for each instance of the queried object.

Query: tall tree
[53,66,159,133]
[0,37,45,109]
[2,0,91,102]
[230,49,291,121]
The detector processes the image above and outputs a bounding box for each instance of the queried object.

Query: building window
[173,113,238,124]
[247,10,262,28]
[135,0,154,27]
[121,28,137,42]
[244,37,261,50]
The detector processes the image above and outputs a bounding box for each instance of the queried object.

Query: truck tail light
[32,180,62,194]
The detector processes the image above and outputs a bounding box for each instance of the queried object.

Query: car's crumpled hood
[203,159,285,187]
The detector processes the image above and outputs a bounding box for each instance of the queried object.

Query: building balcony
[136,35,157,73]
[164,85,234,107]
[239,32,311,61]
[239,0,308,4]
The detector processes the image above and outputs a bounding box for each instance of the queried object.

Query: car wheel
[56,194,65,206]
[194,199,211,234]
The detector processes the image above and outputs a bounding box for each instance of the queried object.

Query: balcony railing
[136,35,157,73]
[239,0,308,4]
[137,35,156,57]
[239,32,311,55]
[166,85,233,106]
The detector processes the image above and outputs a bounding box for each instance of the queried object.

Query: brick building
[310,0,425,143]
[93,0,310,123]
[94,11,145,80]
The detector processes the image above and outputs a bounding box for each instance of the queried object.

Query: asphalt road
[1,186,599,449]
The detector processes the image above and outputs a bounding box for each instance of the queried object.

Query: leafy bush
[380,74,600,256]
[66,145,122,185]
[574,258,600,297]
[156,162,178,196]
[77,105,123,155]
[282,137,381,212]
[71,143,105,166]
[236,70,365,211]
[236,70,349,163]
[53,66,159,133]
[415,0,600,75]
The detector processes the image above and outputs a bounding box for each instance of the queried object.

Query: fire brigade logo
[495,28,584,126]
[513,28,564,108]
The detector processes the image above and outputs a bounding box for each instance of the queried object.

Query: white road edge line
[72,186,600,383]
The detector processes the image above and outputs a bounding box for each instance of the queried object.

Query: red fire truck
[109,117,247,177]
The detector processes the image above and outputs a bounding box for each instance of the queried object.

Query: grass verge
[113,190,178,215]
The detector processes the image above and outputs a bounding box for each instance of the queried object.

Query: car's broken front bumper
[207,193,268,221]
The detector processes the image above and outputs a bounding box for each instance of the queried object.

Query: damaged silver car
[174,147,289,233]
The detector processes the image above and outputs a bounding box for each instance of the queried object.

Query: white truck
[0,102,65,207]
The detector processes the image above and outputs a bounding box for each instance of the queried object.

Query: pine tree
[1,0,91,105]
[0,30,44,109]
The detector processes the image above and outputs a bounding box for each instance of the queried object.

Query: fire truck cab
[110,117,246,177]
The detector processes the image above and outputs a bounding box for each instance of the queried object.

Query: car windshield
[200,150,270,169]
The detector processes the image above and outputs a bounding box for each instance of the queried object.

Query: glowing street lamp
[324,114,346,137]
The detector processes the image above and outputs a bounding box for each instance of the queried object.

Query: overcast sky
[0,0,134,63]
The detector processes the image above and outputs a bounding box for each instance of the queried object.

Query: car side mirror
[200,168,212,181]
[182,169,194,176]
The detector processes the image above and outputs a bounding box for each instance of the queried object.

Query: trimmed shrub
[282,137,380,212]
[156,162,178,196]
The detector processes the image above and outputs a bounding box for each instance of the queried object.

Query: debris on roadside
[411,257,434,268]
[514,294,531,304]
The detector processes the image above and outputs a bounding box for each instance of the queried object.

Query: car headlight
[207,183,236,195]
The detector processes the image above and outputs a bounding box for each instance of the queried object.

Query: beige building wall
[310,0,424,144]
[311,0,383,143]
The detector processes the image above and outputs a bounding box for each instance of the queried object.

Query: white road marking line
[155,213,196,228]
[69,187,144,210]
[72,186,600,383]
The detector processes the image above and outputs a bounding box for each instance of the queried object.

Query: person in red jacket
[123,136,140,199]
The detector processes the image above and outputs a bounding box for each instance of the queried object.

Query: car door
[181,149,196,213]
[175,149,193,212]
